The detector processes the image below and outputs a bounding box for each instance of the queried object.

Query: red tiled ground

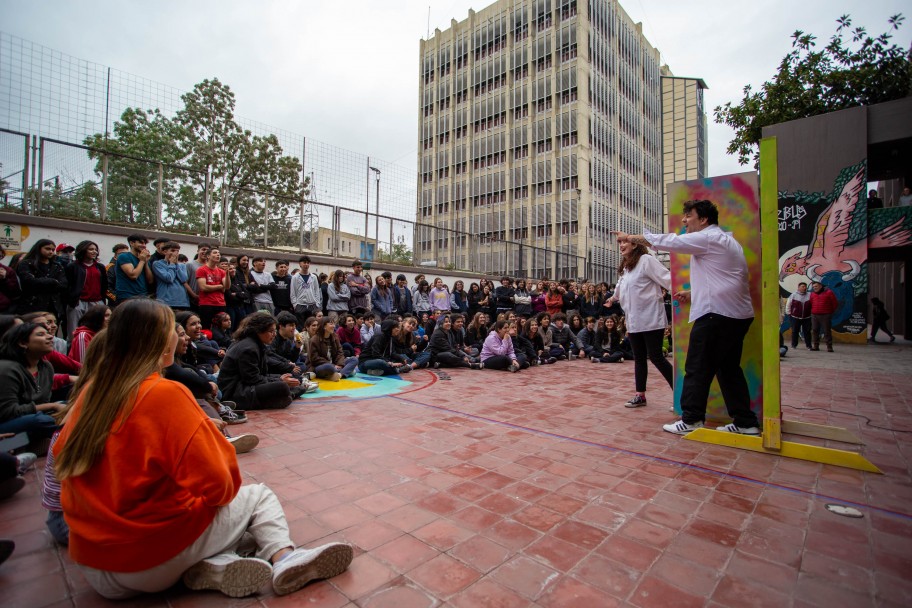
[2,342,911,607]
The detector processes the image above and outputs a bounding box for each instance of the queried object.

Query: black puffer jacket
[15,258,67,314]
[218,336,282,408]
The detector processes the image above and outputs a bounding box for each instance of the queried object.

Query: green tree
[83,107,193,227]
[715,14,912,165]
[175,79,308,245]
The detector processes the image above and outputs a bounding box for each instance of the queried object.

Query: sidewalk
[2,342,910,607]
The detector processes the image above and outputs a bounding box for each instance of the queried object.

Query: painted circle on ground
[297,372,413,399]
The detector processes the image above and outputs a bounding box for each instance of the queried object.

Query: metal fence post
[156,162,163,229]
[263,193,269,248]
[36,138,44,215]
[100,153,108,221]
[203,168,210,237]
[21,134,30,213]
[221,185,228,246]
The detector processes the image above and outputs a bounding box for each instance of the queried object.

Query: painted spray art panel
[668,172,763,421]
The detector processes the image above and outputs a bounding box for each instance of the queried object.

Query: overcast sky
[4,0,910,177]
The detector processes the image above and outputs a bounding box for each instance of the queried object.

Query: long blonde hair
[55,299,175,480]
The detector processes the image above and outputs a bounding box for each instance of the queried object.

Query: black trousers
[790,316,812,348]
[628,328,673,393]
[482,355,513,370]
[680,314,758,428]
[434,351,471,368]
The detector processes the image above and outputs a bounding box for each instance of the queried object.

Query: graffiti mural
[868,207,912,250]
[668,172,763,423]
[777,161,870,340]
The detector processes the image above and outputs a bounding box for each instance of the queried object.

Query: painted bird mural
[778,166,911,285]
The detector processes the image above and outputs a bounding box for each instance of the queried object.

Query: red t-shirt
[196,265,226,306]
[80,263,103,301]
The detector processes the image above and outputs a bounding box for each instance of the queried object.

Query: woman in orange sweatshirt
[53,299,352,599]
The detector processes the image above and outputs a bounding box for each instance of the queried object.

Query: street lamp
[370,166,381,260]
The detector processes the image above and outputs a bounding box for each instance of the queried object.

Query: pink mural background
[667,172,764,421]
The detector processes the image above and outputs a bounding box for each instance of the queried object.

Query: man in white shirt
[291,255,321,327]
[617,199,760,436]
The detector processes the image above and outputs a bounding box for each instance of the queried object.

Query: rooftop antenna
[427,6,431,39]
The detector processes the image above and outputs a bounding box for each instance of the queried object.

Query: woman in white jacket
[608,236,673,408]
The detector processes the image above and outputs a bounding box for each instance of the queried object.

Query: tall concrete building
[661,69,708,228]
[416,0,666,283]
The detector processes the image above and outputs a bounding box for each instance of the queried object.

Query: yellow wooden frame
[683,137,881,474]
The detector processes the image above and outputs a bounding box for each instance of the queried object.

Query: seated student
[429,315,481,369]
[509,320,535,368]
[307,317,358,381]
[18,312,81,401]
[393,316,431,370]
[68,304,111,364]
[210,313,234,349]
[465,312,489,351]
[591,315,632,363]
[52,299,352,600]
[219,313,309,409]
[271,312,303,368]
[480,320,521,372]
[335,313,362,357]
[176,311,223,374]
[166,322,256,433]
[536,313,566,360]
[523,318,553,365]
[1,446,34,501]
[0,322,63,446]
[20,311,68,354]
[360,315,376,345]
[550,313,586,359]
[449,314,479,360]
[575,316,598,359]
[358,319,412,376]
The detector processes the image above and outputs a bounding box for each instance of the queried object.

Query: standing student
[616,199,760,436]
[290,256,321,327]
[607,235,674,408]
[184,244,210,308]
[345,260,371,314]
[196,247,230,330]
[115,234,153,303]
[270,261,294,315]
[104,244,128,306]
[870,297,896,343]
[785,282,812,349]
[15,239,68,316]
[429,278,451,314]
[64,240,107,336]
[248,258,276,313]
[326,270,351,321]
[152,242,191,310]
[0,244,21,314]
[809,281,838,352]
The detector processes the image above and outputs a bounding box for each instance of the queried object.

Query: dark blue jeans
[0,413,59,440]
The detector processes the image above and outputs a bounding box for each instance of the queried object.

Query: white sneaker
[303,381,319,393]
[715,423,761,436]
[182,554,273,597]
[227,434,259,454]
[662,420,704,435]
[15,452,37,474]
[272,542,354,596]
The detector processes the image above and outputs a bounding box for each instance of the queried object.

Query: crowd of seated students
[0,234,680,585]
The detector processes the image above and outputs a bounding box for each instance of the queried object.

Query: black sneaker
[625,395,647,408]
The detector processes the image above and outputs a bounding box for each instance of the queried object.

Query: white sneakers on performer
[662,420,704,435]
[715,423,761,436]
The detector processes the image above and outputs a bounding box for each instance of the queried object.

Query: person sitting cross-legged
[52,299,353,600]
[307,317,358,381]
[218,313,309,409]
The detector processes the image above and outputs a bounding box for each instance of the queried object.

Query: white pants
[80,484,292,599]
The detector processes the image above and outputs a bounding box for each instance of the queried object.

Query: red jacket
[809,288,838,315]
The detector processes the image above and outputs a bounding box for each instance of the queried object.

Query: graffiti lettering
[777,205,807,231]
